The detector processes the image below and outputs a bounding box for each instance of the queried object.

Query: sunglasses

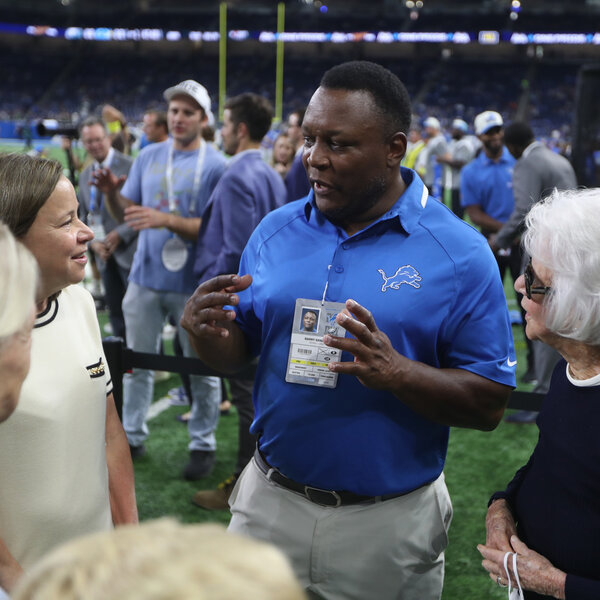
[524,258,551,300]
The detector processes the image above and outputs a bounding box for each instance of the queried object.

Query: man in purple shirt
[191,92,285,509]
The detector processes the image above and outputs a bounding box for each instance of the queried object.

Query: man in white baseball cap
[461,111,534,382]
[420,116,447,196]
[474,110,503,136]
[100,79,227,479]
[163,79,215,127]
[437,118,477,218]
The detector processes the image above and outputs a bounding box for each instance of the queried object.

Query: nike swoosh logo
[507,358,517,367]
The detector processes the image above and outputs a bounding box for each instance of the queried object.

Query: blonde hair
[12,519,306,600]
[0,222,38,345]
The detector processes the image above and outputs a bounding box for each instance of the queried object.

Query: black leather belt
[254,448,405,508]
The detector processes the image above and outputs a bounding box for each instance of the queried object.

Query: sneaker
[129,444,146,459]
[168,386,189,407]
[183,450,216,481]
[192,474,238,510]
[505,410,538,424]
[176,410,191,424]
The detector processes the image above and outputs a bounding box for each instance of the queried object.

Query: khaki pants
[228,458,453,600]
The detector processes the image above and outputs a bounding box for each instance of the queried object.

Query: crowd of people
[0,58,598,600]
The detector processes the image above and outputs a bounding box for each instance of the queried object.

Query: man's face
[287,113,302,148]
[168,95,206,149]
[301,87,397,231]
[80,124,110,163]
[479,126,504,157]
[220,109,240,156]
[303,311,317,331]
[408,129,421,144]
[424,126,438,139]
[143,113,163,143]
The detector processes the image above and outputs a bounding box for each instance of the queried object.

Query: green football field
[4,139,538,599]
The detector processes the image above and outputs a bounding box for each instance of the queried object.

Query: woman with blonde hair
[0,222,38,425]
[0,153,137,595]
[12,519,306,600]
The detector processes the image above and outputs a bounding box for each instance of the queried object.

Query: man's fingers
[344,298,378,332]
[198,273,252,295]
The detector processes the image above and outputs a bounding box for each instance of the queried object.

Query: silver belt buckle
[304,485,342,507]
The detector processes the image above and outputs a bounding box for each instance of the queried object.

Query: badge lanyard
[165,138,206,216]
[161,139,206,272]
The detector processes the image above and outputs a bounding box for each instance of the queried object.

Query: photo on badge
[299,307,320,333]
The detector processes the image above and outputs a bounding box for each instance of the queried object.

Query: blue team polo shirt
[460,147,516,223]
[236,168,516,496]
[122,140,226,294]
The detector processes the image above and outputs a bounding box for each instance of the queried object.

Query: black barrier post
[102,336,126,420]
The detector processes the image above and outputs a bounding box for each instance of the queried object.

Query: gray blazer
[78,149,137,271]
[496,142,577,249]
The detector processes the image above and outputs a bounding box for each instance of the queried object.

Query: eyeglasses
[524,258,551,300]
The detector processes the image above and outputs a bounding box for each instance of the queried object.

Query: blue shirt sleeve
[440,239,516,385]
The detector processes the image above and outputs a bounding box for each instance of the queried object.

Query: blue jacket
[194,149,286,282]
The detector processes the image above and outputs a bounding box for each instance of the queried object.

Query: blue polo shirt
[236,168,516,496]
[460,147,515,223]
[122,140,226,294]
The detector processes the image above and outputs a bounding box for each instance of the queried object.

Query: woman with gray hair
[478,187,600,599]
[0,222,38,423]
[0,154,137,595]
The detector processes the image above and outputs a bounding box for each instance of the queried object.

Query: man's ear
[237,121,249,141]
[387,131,407,168]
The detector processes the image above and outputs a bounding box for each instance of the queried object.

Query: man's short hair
[79,116,107,136]
[504,121,535,149]
[224,93,273,143]
[289,107,306,127]
[319,61,412,138]
[146,109,168,132]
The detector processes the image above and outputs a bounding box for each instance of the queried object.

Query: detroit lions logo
[378,265,422,292]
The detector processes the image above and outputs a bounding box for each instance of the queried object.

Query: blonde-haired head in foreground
[12,519,306,600]
[0,222,38,343]
[0,221,38,423]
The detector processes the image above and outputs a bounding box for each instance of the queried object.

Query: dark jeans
[228,375,257,476]
[100,256,129,342]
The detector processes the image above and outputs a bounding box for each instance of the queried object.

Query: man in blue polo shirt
[181,62,515,600]
[461,111,533,382]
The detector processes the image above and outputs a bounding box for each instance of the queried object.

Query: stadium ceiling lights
[3,21,599,45]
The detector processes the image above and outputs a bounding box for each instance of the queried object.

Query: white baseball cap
[474,111,503,135]
[451,118,468,133]
[163,80,213,122]
[423,116,441,130]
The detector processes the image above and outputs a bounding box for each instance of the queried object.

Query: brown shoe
[192,474,238,510]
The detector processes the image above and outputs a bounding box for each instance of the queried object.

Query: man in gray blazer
[79,117,136,341]
[491,121,577,422]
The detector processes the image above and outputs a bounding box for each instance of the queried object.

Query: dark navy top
[491,359,600,600]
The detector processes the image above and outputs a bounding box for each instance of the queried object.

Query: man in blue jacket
[191,92,285,509]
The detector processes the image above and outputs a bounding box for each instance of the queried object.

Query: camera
[36,119,79,139]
